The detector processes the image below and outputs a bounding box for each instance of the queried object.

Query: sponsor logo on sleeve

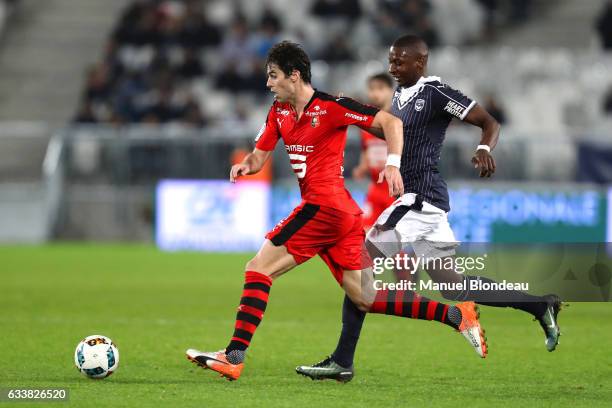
[443,101,465,118]
[345,112,368,121]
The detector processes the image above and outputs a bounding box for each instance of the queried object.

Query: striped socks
[369,289,461,329]
[224,272,461,365]
[226,271,272,360]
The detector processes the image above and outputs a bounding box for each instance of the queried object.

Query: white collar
[398,76,441,104]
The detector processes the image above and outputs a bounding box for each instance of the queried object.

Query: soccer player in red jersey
[186,41,487,381]
[352,73,397,230]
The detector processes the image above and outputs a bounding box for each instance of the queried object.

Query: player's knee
[244,257,257,271]
[350,296,372,312]
[244,257,273,277]
[357,299,372,312]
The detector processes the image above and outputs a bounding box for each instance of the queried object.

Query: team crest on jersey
[415,99,425,111]
[311,116,320,128]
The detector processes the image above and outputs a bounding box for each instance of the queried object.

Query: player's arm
[230,148,272,182]
[336,97,403,196]
[364,126,383,139]
[432,84,500,178]
[369,111,402,156]
[464,104,500,178]
[368,111,404,197]
[231,105,279,183]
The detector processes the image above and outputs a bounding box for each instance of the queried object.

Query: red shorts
[266,201,366,285]
[362,188,396,229]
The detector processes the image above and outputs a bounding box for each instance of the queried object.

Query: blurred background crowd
[63,0,612,135]
[0,0,608,133]
[69,0,605,131]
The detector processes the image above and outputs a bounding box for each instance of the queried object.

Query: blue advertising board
[156,180,609,251]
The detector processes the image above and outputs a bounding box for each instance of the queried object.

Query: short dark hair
[393,34,428,52]
[368,72,394,88]
[265,41,312,84]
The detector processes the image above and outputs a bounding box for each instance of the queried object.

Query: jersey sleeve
[430,84,476,120]
[254,105,280,151]
[332,97,380,128]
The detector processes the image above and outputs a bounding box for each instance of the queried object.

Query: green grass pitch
[1,244,611,407]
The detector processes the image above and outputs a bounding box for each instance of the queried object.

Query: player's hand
[378,165,404,197]
[230,163,250,183]
[471,149,496,178]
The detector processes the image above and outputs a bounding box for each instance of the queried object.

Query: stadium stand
[70,0,611,136]
[0,0,127,123]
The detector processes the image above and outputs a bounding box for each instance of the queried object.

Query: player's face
[266,64,295,103]
[388,46,422,87]
[367,80,393,109]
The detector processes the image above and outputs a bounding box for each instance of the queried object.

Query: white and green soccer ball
[74,335,119,379]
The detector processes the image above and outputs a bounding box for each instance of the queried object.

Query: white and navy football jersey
[391,76,476,212]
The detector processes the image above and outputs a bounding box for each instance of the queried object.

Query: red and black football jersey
[256,90,379,214]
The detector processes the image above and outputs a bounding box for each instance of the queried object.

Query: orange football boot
[186,349,243,381]
[455,301,488,358]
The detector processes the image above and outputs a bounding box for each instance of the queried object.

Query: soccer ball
[74,335,119,379]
